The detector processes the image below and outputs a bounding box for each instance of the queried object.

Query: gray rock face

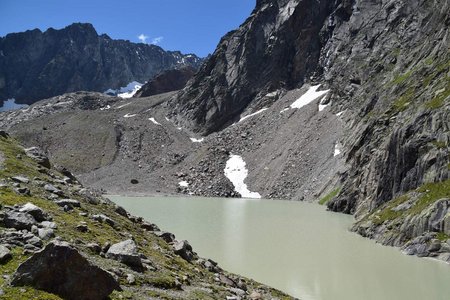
[106,239,143,271]
[19,203,49,222]
[135,66,196,98]
[0,23,203,106]
[3,211,36,230]
[11,241,120,300]
[0,245,12,264]
[170,0,334,134]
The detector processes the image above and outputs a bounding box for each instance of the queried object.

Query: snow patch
[104,81,143,99]
[334,143,342,157]
[0,99,28,112]
[318,100,330,112]
[178,181,189,187]
[117,102,131,109]
[190,138,204,143]
[100,105,111,111]
[336,111,345,117]
[149,117,161,125]
[124,113,137,118]
[239,108,268,123]
[224,155,261,199]
[289,85,329,110]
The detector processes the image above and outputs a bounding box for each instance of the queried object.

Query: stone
[40,221,57,229]
[54,199,81,208]
[92,214,115,227]
[173,240,194,262]
[141,221,160,232]
[76,224,89,233]
[126,273,136,285]
[114,206,128,217]
[11,176,30,184]
[14,187,30,196]
[19,203,49,222]
[86,243,101,254]
[11,241,120,300]
[37,228,54,240]
[0,245,12,264]
[249,291,262,300]
[3,211,36,230]
[106,240,143,271]
[24,147,51,169]
[154,231,175,243]
[44,184,63,196]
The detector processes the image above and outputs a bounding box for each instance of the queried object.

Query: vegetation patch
[319,188,341,205]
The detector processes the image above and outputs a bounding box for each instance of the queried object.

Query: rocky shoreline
[0,131,293,299]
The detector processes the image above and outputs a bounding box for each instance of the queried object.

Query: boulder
[154,231,175,243]
[24,147,51,169]
[11,241,120,300]
[106,239,143,271]
[173,240,194,262]
[11,176,30,184]
[44,184,63,196]
[54,199,81,208]
[92,214,115,227]
[19,203,49,222]
[3,211,36,230]
[37,228,55,240]
[0,245,12,264]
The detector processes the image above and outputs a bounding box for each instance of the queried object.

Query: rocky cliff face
[134,66,196,98]
[168,0,450,255]
[0,23,202,105]
[168,0,334,134]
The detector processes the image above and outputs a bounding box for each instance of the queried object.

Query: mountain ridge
[0,23,203,106]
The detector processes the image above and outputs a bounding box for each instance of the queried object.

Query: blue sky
[0,0,255,57]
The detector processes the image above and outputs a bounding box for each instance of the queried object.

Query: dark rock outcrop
[169,0,334,134]
[11,241,120,300]
[135,66,196,97]
[0,23,203,106]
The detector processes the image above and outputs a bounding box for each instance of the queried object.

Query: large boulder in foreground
[11,241,120,300]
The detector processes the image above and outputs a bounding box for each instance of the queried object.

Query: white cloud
[151,36,164,45]
[138,34,148,43]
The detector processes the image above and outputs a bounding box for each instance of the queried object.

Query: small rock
[141,222,160,232]
[19,203,49,222]
[0,245,12,264]
[38,228,55,240]
[44,184,63,196]
[126,273,136,285]
[24,147,51,169]
[54,199,81,208]
[106,240,143,271]
[154,231,175,243]
[173,240,194,262]
[114,206,128,218]
[40,221,57,229]
[14,187,30,196]
[76,223,89,233]
[92,214,115,227]
[249,291,262,300]
[86,243,101,254]
[11,176,30,184]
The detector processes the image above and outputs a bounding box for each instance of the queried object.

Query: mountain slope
[0,132,291,299]
[0,23,202,106]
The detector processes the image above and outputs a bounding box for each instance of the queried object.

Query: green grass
[370,180,450,226]
[391,70,413,86]
[424,86,449,109]
[319,188,341,205]
[431,140,448,149]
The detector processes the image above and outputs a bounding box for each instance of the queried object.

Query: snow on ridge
[124,113,137,118]
[224,154,261,199]
[149,117,161,125]
[190,137,204,143]
[238,108,268,123]
[289,84,329,110]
